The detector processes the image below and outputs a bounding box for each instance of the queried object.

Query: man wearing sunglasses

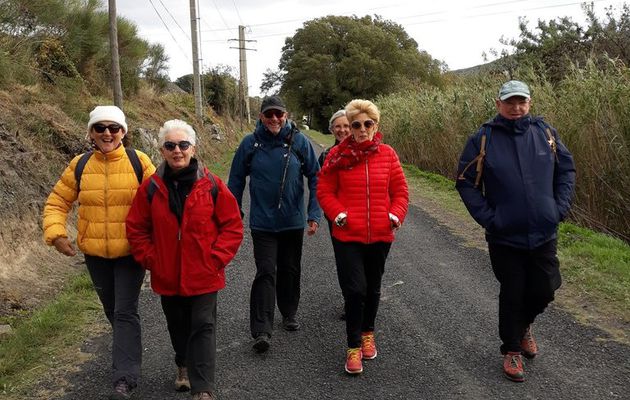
[228,95,322,353]
[456,80,576,383]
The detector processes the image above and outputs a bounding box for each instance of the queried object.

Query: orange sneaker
[345,348,363,374]
[521,325,538,359]
[361,332,377,360]
[503,352,525,382]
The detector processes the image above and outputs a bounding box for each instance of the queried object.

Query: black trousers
[250,229,304,337]
[488,239,561,354]
[161,292,217,394]
[332,238,391,348]
[85,255,145,388]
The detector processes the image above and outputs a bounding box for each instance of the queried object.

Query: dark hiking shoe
[503,352,525,382]
[521,325,538,359]
[109,379,133,399]
[282,316,300,331]
[253,333,270,353]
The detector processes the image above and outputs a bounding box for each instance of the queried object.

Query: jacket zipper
[365,160,370,243]
[104,153,110,258]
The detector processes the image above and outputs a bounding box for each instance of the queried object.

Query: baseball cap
[498,80,531,100]
[260,95,287,113]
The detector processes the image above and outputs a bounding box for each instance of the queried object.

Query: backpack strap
[75,148,143,192]
[207,172,219,204]
[535,120,558,162]
[74,151,93,191]
[125,148,144,184]
[147,177,159,204]
[457,125,491,188]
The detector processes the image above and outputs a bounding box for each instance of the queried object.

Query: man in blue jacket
[228,95,321,353]
[456,80,576,383]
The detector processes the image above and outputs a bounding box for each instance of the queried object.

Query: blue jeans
[85,255,145,387]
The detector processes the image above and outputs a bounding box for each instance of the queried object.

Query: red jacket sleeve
[208,176,244,269]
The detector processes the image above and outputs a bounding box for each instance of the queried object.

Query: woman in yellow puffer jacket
[42,105,155,400]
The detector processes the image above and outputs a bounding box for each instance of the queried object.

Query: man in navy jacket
[456,80,576,383]
[228,95,321,353]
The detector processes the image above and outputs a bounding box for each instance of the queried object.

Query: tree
[142,43,170,91]
[270,15,444,129]
[508,3,630,82]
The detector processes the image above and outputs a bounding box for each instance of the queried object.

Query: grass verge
[0,272,101,396]
[303,128,335,148]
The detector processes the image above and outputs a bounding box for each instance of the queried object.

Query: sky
[115,0,626,97]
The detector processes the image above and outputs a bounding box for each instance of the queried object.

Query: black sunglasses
[263,109,285,119]
[351,120,375,130]
[163,141,192,151]
[93,123,123,134]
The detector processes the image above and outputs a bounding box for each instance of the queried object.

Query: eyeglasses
[163,141,192,151]
[263,109,285,119]
[93,123,123,134]
[351,120,375,130]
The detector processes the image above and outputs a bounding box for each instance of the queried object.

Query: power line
[157,0,190,40]
[147,0,191,63]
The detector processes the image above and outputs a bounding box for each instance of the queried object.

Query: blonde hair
[345,99,380,123]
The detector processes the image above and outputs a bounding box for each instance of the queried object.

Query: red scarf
[321,132,382,174]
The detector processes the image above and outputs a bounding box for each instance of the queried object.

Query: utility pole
[108,0,123,109]
[229,26,256,128]
[189,0,203,120]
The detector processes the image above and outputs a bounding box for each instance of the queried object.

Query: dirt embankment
[0,84,242,318]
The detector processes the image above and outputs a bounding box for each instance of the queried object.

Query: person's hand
[307,220,319,236]
[334,212,347,227]
[389,213,401,230]
[52,237,77,257]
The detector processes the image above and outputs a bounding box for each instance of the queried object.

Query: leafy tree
[508,2,630,82]
[175,65,240,116]
[269,15,444,129]
[142,43,170,91]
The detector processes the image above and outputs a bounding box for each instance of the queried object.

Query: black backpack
[75,148,143,191]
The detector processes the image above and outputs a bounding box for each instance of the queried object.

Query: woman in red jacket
[317,99,409,375]
[126,119,243,400]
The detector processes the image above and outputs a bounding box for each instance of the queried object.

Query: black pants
[249,229,304,337]
[161,292,217,394]
[85,255,145,388]
[332,238,391,348]
[489,239,561,354]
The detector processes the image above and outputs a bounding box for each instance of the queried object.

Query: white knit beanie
[86,105,128,136]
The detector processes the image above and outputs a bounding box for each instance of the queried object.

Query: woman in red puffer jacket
[126,119,243,399]
[317,99,408,375]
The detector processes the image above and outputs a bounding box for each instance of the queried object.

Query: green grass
[558,223,630,315]
[304,128,335,147]
[0,272,101,395]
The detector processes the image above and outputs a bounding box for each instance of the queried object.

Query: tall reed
[378,61,630,241]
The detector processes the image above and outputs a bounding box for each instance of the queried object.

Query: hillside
[0,82,243,319]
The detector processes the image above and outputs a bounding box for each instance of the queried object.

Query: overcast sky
[115,0,625,97]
